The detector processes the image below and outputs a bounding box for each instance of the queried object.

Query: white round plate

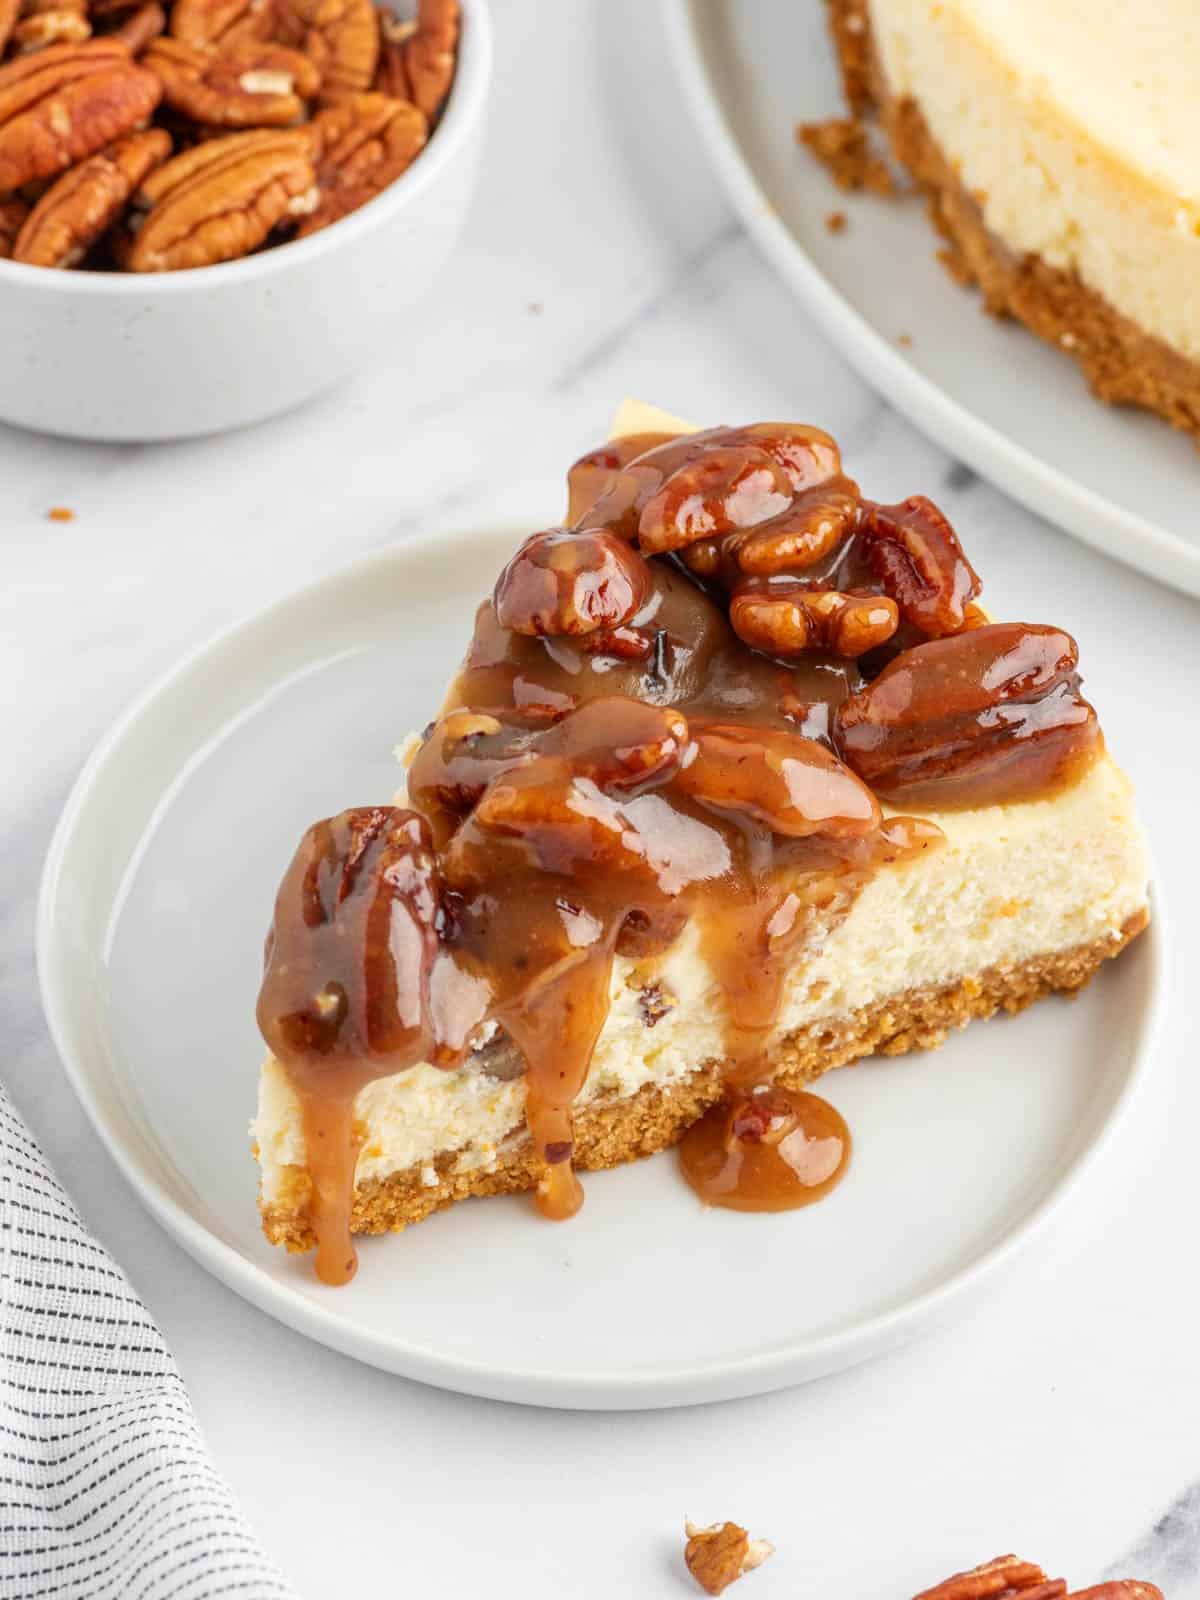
[38,530,1163,1409]
[664,0,1200,600]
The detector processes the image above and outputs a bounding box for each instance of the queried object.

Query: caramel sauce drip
[256,421,1103,1279]
[679,1086,850,1212]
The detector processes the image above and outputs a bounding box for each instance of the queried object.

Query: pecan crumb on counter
[46,506,76,522]
[797,115,893,194]
[826,208,847,233]
[683,1520,774,1596]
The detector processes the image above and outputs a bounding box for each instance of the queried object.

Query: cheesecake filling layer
[864,0,1200,362]
[253,750,1147,1212]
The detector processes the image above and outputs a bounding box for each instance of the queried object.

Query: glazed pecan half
[145,35,320,126]
[0,41,161,194]
[12,123,168,264]
[297,88,424,234]
[834,622,1101,807]
[859,494,981,638]
[730,576,898,658]
[127,125,315,267]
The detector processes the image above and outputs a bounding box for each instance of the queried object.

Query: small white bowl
[0,0,492,441]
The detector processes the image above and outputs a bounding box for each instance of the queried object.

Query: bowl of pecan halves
[0,0,490,438]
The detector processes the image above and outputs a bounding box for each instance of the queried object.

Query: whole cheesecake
[252,402,1150,1284]
[826,0,1200,435]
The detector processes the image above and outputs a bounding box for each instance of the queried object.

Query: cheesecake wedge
[253,402,1150,1282]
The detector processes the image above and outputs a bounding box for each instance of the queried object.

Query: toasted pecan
[127,125,315,267]
[281,0,377,98]
[401,0,456,120]
[13,124,168,264]
[0,41,162,194]
[167,0,275,46]
[297,88,422,233]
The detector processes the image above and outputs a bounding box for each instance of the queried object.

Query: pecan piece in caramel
[834,622,1101,807]
[732,478,861,574]
[400,0,457,121]
[676,723,882,838]
[280,0,377,99]
[296,89,424,234]
[12,124,169,265]
[127,125,315,267]
[145,35,320,126]
[0,41,162,194]
[859,494,981,637]
[730,576,898,658]
[723,421,841,493]
[638,444,793,556]
[493,526,653,642]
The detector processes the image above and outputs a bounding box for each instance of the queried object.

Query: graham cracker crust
[822,0,1200,439]
[260,911,1147,1254]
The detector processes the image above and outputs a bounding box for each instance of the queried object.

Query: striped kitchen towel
[0,1083,296,1600]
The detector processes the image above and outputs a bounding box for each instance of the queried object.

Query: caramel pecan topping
[127,124,314,267]
[258,805,444,1067]
[493,526,653,641]
[730,576,898,658]
[278,0,377,99]
[12,123,168,263]
[683,1520,774,1596]
[145,34,319,125]
[0,192,28,253]
[400,0,457,121]
[859,494,981,637]
[0,41,161,194]
[295,88,424,233]
[834,622,1101,807]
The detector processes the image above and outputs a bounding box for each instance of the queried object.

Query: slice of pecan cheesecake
[252,402,1150,1284]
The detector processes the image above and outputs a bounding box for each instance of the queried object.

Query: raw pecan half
[859,494,981,637]
[0,193,28,254]
[0,0,18,53]
[127,125,315,267]
[834,622,1101,807]
[110,1,166,54]
[145,35,320,125]
[0,41,161,194]
[371,5,412,97]
[296,89,424,234]
[400,0,457,121]
[12,124,168,264]
[912,1555,1060,1600]
[12,0,91,54]
[730,576,898,658]
[280,0,378,99]
[167,0,275,47]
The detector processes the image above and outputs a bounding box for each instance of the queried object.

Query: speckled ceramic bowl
[0,0,491,441]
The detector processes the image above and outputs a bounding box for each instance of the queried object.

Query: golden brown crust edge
[260,911,1148,1254]
[823,0,1200,439]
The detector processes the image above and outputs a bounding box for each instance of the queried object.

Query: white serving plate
[38,529,1163,1409]
[664,0,1200,600]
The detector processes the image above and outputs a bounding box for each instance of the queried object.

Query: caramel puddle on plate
[679,1084,851,1212]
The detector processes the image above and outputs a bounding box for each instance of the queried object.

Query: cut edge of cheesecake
[253,403,1151,1251]
[824,0,1200,438]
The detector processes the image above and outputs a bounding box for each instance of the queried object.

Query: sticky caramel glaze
[258,421,1103,1279]
[679,1085,851,1212]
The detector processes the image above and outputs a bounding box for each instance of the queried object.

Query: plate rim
[36,528,1168,1410]
[662,0,1200,601]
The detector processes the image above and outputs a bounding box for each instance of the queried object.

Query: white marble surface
[3,2,1198,1595]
